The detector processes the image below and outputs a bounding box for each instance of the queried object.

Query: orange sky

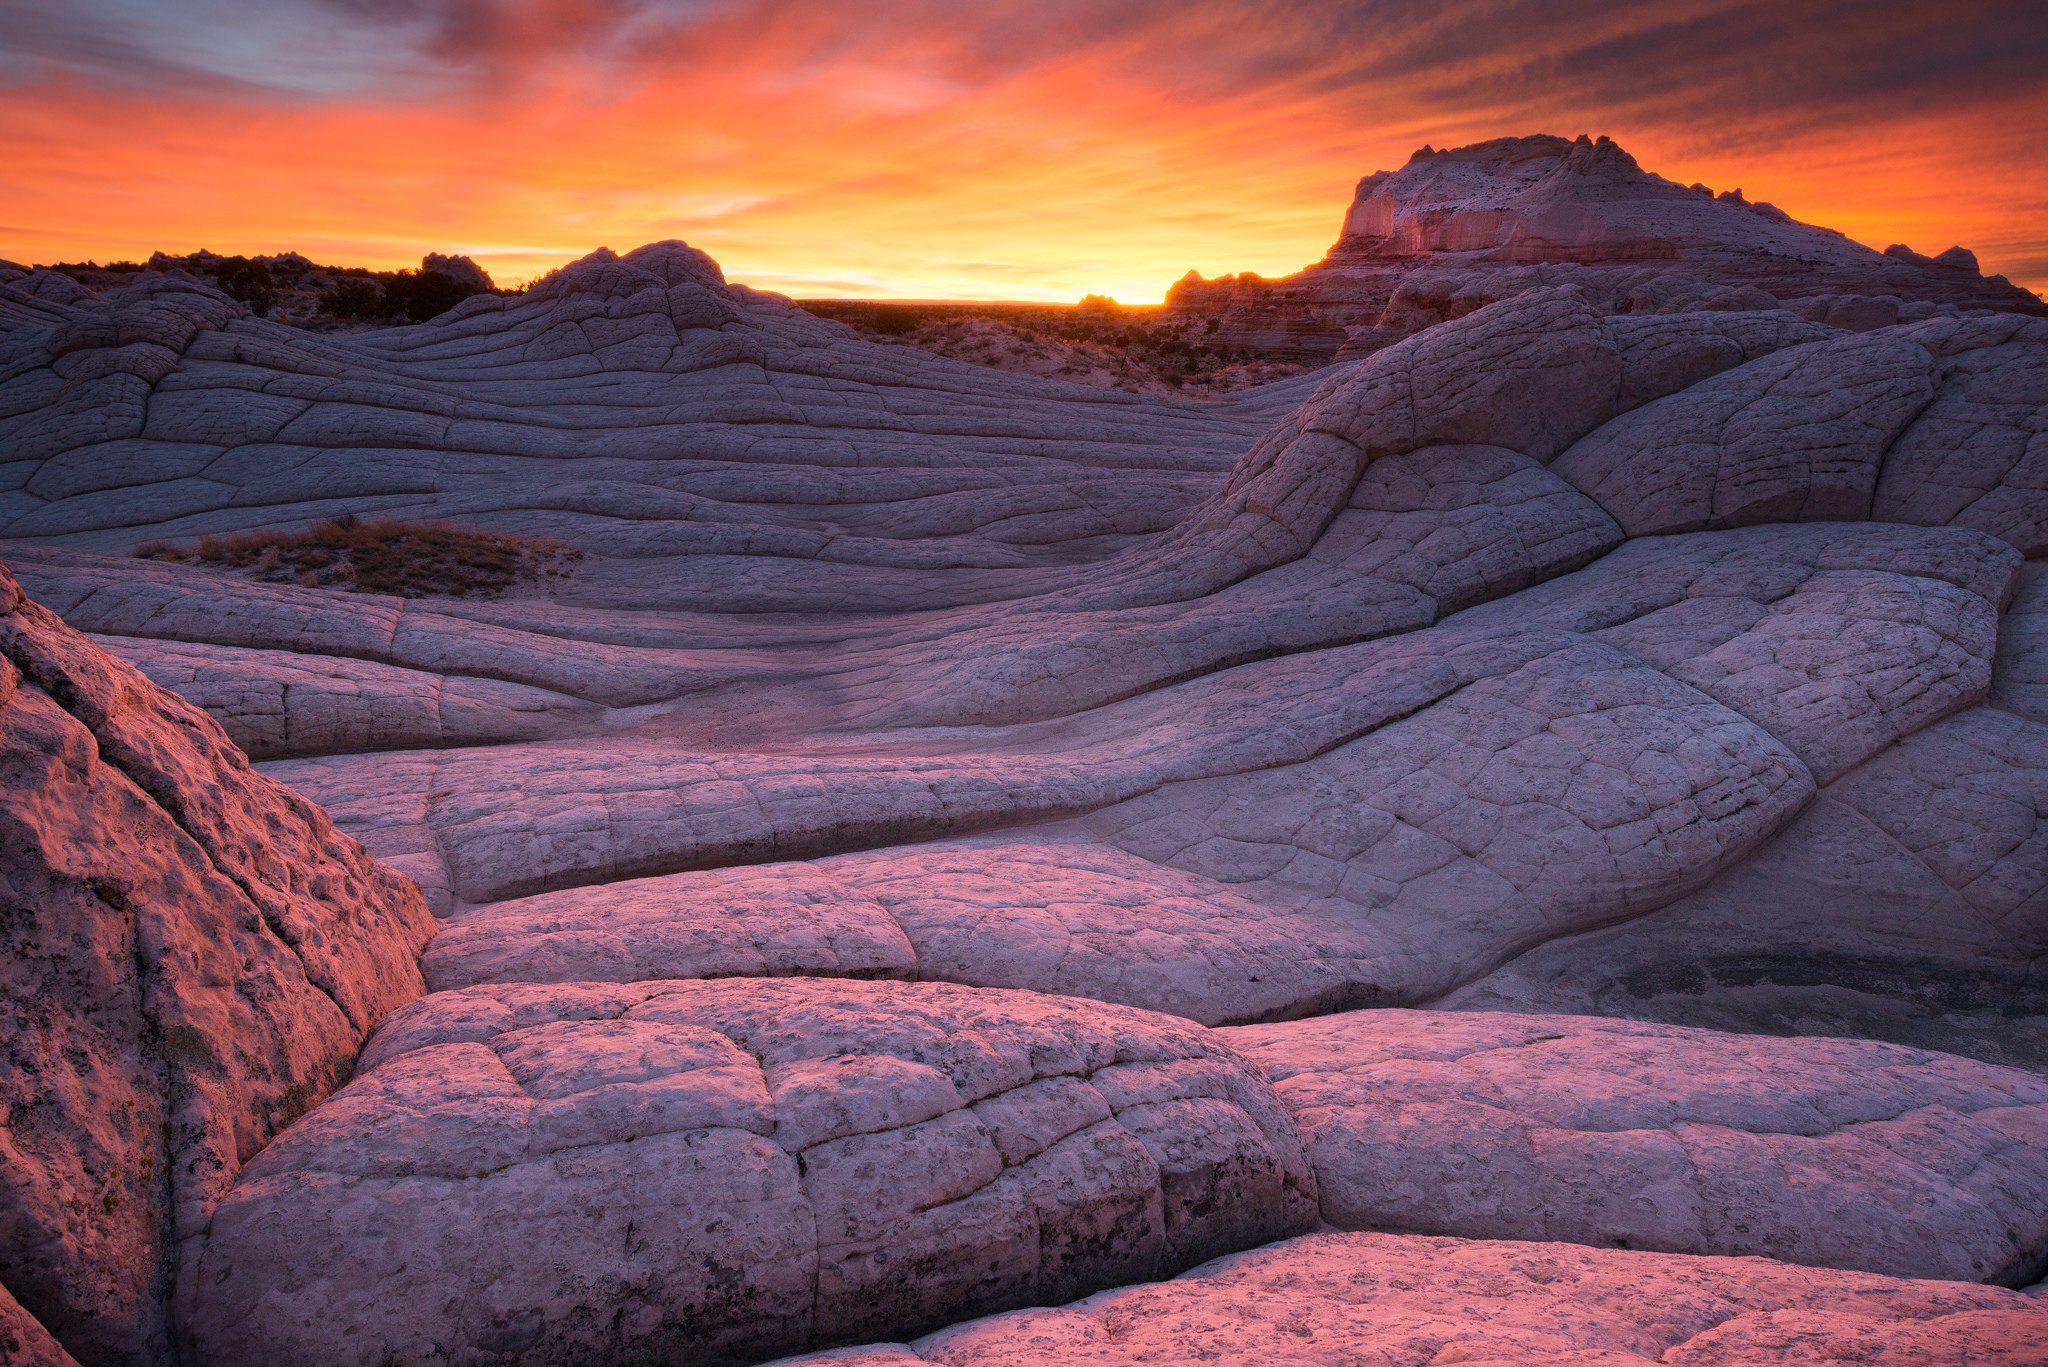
[3,1,2045,302]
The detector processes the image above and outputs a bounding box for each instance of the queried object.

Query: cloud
[1,0,2042,298]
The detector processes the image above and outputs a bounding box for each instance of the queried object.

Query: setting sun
[4,1,2044,299]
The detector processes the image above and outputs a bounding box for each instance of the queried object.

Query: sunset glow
[4,1,2045,302]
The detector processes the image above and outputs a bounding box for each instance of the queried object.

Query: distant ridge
[1167,133,2047,358]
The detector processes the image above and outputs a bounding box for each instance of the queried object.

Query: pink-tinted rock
[105,635,602,758]
[0,559,434,1366]
[770,1233,2048,1366]
[0,1283,79,1367]
[1221,1010,2048,1283]
[1166,134,2044,360]
[184,978,1317,1367]
[3,185,2048,1367]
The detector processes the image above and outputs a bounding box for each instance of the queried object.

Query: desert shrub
[315,269,489,324]
[213,256,277,314]
[868,304,924,336]
[136,516,583,598]
[319,277,385,320]
[380,269,487,322]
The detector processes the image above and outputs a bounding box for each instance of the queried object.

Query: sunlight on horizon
[3,2,2044,302]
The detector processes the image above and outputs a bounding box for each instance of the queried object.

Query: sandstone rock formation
[0,241,1265,613]
[3,203,2047,1364]
[768,1234,2048,1365]
[0,562,435,1365]
[1167,134,2047,360]
[1221,1011,2048,1284]
[420,252,494,292]
[0,1283,80,1367]
[182,979,1317,1366]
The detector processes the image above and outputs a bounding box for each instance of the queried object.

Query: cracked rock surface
[766,1233,2048,1366]
[1220,1010,2048,1284]
[183,978,1317,1367]
[3,229,2047,1365]
[0,562,433,1366]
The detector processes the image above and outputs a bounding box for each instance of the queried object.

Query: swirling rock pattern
[2,225,2046,1365]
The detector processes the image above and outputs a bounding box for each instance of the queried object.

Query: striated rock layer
[1,205,2046,1366]
[1221,1010,2048,1286]
[178,990,2048,1363]
[183,978,1318,1367]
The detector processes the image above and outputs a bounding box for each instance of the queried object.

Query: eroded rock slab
[419,838,1389,1025]
[1221,1010,2048,1284]
[1875,315,2048,555]
[1994,560,2048,723]
[770,1232,2048,1366]
[1550,331,1938,536]
[185,978,1317,1367]
[107,635,602,758]
[1446,700,2048,1069]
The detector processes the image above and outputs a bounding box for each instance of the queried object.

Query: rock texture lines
[184,979,1317,1366]
[0,562,433,1365]
[3,214,2047,1365]
[769,1234,2048,1366]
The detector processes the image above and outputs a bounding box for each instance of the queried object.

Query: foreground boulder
[770,1232,2048,1365]
[0,1284,79,1367]
[1221,1010,2048,1284]
[184,978,1318,1367]
[0,560,435,1366]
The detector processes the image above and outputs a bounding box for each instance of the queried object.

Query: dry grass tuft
[136,516,583,598]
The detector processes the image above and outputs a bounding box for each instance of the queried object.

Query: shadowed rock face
[1165,134,2048,360]
[3,216,2048,1365]
[0,563,435,1366]
[1220,1011,2048,1286]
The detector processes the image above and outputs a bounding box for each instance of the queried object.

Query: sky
[2,0,2044,302]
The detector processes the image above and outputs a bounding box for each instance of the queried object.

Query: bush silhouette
[381,269,486,322]
[318,277,385,320]
[213,256,276,314]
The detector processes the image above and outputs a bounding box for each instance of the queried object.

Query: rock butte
[1,135,2046,1365]
[1166,133,2048,361]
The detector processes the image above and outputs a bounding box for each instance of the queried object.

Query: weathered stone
[1222,1010,2048,1283]
[770,1233,2048,1366]
[0,560,433,1367]
[184,979,1317,1367]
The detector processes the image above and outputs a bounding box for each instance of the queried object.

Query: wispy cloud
[2,0,2042,297]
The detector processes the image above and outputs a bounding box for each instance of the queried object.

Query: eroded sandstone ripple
[2,224,2046,1366]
